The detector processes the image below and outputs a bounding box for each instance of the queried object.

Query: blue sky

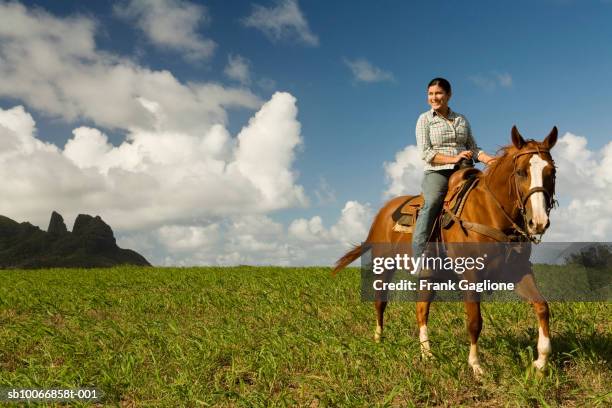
[1,0,611,265]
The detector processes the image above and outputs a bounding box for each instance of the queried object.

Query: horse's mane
[481,139,541,177]
[482,144,516,178]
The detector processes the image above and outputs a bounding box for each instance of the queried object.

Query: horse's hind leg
[374,267,393,342]
[374,299,387,342]
[416,300,433,358]
[465,301,484,375]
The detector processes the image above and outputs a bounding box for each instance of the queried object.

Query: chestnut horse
[333,126,558,375]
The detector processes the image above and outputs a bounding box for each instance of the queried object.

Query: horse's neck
[481,158,523,225]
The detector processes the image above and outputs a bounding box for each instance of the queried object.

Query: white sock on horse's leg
[468,343,484,375]
[419,325,432,357]
[374,323,382,342]
[533,326,551,370]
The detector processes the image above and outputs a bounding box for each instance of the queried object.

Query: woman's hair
[427,77,451,94]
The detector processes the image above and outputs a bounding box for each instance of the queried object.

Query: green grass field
[0,267,610,407]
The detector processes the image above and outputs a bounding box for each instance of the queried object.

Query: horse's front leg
[465,301,484,375]
[416,274,437,358]
[416,300,433,358]
[532,301,551,370]
[515,273,551,370]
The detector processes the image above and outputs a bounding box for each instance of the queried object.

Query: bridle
[511,147,557,216]
[483,146,557,243]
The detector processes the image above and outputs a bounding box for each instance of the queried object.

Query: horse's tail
[332,244,363,276]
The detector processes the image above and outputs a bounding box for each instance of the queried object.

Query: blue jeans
[412,170,453,256]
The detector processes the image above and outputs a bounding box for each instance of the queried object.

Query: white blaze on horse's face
[527,155,550,234]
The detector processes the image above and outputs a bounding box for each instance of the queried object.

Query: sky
[0,0,611,266]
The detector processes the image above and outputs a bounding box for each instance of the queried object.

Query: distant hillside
[0,211,150,268]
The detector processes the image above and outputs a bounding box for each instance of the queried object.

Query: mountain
[0,212,151,268]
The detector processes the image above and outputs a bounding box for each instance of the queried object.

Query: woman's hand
[454,151,473,163]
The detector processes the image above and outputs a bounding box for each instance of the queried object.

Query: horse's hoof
[374,334,382,343]
[471,364,484,377]
[420,349,433,360]
[532,359,547,370]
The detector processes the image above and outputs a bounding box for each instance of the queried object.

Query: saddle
[391,167,481,233]
[441,168,480,228]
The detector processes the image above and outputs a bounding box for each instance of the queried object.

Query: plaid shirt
[415,108,483,171]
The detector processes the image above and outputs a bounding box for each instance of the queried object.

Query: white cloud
[469,72,513,91]
[289,201,373,246]
[224,54,251,85]
[0,3,308,230]
[344,58,394,83]
[157,215,296,266]
[0,2,257,134]
[314,176,337,205]
[545,133,612,241]
[115,0,216,61]
[329,201,373,246]
[157,224,221,252]
[0,92,306,231]
[289,216,329,243]
[0,108,107,223]
[119,201,373,266]
[383,145,424,197]
[242,0,319,46]
[232,93,306,206]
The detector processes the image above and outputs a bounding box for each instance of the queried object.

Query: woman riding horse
[333,90,558,374]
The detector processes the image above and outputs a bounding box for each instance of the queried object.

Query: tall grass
[0,267,609,407]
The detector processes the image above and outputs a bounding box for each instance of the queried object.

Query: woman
[412,78,495,260]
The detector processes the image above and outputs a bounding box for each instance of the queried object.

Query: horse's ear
[543,126,558,149]
[511,126,525,149]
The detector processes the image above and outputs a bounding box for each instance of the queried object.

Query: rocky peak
[72,214,116,249]
[0,212,150,268]
[47,211,68,235]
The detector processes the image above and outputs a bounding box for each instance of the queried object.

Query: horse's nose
[528,218,549,234]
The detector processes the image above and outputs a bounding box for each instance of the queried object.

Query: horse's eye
[516,169,528,178]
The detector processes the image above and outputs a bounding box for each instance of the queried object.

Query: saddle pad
[391,195,424,233]
[399,195,424,215]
